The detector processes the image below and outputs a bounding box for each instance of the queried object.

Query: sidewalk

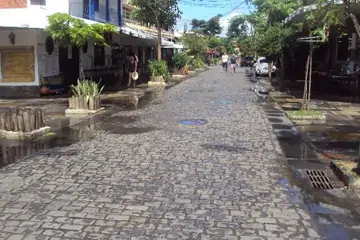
[266,83,360,199]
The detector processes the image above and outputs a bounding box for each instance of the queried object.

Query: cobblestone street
[0,67,325,239]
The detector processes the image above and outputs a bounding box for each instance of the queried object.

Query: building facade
[0,0,182,98]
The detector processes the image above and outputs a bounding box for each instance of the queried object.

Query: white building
[0,0,181,98]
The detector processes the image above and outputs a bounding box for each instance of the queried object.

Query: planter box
[172,69,184,75]
[68,96,101,110]
[150,76,165,83]
[0,107,50,139]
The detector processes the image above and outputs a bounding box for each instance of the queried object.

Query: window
[30,0,46,5]
[259,59,267,64]
[0,48,35,83]
[94,45,105,66]
[94,0,99,12]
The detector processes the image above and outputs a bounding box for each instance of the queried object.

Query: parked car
[254,57,276,76]
[241,56,254,67]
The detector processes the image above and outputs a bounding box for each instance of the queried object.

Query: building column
[118,0,122,26]
[89,0,95,20]
[106,0,110,21]
[350,32,357,72]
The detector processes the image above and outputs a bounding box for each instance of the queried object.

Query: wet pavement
[0,67,360,239]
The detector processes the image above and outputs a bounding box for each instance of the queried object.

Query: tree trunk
[302,52,310,110]
[307,50,313,111]
[279,55,285,91]
[157,27,162,61]
[349,13,360,39]
[268,62,273,84]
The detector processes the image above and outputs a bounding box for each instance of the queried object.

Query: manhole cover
[305,170,334,189]
[177,119,207,125]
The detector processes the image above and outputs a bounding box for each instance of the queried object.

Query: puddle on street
[100,126,157,135]
[0,102,157,168]
[0,125,95,168]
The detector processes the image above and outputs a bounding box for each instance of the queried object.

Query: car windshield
[259,59,267,64]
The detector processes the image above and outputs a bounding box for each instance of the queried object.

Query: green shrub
[148,60,169,77]
[193,56,204,68]
[70,79,104,96]
[172,52,189,70]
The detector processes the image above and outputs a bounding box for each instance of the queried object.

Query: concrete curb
[0,126,51,140]
[267,92,360,197]
[330,160,360,189]
[65,107,105,115]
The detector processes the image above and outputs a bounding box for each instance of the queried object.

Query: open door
[59,45,79,92]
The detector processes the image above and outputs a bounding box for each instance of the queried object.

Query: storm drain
[305,170,334,189]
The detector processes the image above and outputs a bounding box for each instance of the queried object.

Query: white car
[255,57,276,76]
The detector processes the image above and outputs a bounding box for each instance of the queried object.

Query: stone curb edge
[269,98,360,196]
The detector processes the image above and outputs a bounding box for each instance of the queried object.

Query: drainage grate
[305,170,334,189]
[177,119,207,125]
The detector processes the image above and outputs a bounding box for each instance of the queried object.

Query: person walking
[127,51,139,87]
[230,53,237,74]
[221,52,229,73]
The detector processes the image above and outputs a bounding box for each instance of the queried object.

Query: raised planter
[148,76,166,85]
[66,95,104,114]
[0,107,50,139]
[285,111,326,120]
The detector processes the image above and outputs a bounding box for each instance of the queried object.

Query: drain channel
[305,170,334,189]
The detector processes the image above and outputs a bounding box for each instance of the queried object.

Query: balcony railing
[69,0,121,26]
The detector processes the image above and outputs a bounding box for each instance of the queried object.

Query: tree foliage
[191,14,223,35]
[206,36,222,50]
[227,15,248,39]
[131,0,181,29]
[181,33,208,57]
[131,0,181,60]
[45,13,117,47]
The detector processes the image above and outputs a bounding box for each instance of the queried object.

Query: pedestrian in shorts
[221,52,229,73]
[230,53,237,74]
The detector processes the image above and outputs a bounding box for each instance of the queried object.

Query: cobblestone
[0,67,327,239]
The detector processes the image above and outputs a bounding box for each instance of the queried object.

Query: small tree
[255,23,294,83]
[46,13,117,47]
[297,3,344,110]
[181,33,208,58]
[132,0,181,60]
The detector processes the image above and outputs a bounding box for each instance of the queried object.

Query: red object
[40,86,58,96]
[206,49,216,54]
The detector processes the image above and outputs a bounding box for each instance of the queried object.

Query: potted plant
[68,79,104,112]
[148,60,170,83]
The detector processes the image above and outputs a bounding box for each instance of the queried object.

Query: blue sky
[176,0,252,33]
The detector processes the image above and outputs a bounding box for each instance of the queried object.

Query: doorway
[59,45,80,91]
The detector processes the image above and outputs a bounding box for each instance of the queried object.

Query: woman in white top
[221,52,229,73]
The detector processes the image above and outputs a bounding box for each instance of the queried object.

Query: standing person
[230,53,237,73]
[127,51,138,87]
[221,52,229,73]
